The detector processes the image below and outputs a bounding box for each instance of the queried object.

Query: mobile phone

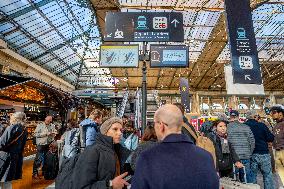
[124,175,132,181]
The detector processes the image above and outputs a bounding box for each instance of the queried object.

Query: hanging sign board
[100,45,139,67]
[224,65,264,95]
[150,45,189,68]
[179,78,191,113]
[104,12,184,42]
[224,0,262,84]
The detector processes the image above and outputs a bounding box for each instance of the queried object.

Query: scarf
[115,153,121,177]
[217,132,230,154]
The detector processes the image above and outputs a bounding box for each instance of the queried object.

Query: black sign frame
[99,44,139,68]
[225,0,262,85]
[150,45,189,68]
[104,12,184,42]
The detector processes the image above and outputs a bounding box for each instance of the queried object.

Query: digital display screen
[150,45,189,67]
[100,45,139,67]
[104,12,184,42]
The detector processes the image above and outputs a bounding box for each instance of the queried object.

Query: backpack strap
[182,123,198,141]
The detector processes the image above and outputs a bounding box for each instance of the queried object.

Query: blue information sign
[150,45,189,68]
[225,0,262,84]
[104,12,184,42]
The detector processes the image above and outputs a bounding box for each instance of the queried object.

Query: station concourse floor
[12,159,53,189]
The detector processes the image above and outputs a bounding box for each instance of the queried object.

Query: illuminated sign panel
[150,45,188,68]
[100,45,139,68]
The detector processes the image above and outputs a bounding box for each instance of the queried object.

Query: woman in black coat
[0,112,27,188]
[208,120,243,178]
[72,117,130,189]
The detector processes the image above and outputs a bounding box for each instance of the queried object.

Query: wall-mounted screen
[100,45,139,67]
[150,45,189,68]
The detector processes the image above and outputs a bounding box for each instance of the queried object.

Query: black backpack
[43,151,59,180]
[55,153,80,189]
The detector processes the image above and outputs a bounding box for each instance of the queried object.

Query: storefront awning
[0,74,79,109]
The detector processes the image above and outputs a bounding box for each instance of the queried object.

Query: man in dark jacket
[245,110,275,189]
[271,105,284,180]
[174,103,197,144]
[131,104,219,189]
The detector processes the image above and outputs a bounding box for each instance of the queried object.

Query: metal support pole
[141,42,147,134]
[142,60,147,133]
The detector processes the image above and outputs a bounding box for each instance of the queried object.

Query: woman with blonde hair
[0,112,27,189]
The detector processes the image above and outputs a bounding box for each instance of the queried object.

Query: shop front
[0,73,79,157]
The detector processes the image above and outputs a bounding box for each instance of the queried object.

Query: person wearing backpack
[0,112,27,189]
[173,103,197,144]
[71,117,130,189]
[208,120,243,178]
[61,120,80,159]
[79,110,103,148]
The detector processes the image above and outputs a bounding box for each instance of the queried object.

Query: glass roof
[217,3,284,62]
[1,0,283,90]
[0,0,113,87]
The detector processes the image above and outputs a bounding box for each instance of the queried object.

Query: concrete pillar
[191,92,200,114]
[270,95,276,106]
[228,95,238,110]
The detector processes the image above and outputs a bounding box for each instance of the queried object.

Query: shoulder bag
[0,127,26,179]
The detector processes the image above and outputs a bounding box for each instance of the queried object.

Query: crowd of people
[0,103,284,189]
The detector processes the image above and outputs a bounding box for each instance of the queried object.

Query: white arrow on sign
[245,75,251,80]
[171,19,180,28]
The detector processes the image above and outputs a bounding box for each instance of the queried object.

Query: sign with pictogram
[150,45,188,67]
[225,0,262,84]
[104,12,184,42]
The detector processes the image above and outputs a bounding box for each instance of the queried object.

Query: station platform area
[9,157,284,189]
[11,159,53,189]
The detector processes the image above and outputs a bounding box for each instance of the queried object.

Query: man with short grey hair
[32,115,57,179]
[227,110,255,183]
[131,104,219,189]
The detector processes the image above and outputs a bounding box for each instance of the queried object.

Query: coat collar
[162,134,193,144]
[96,134,114,149]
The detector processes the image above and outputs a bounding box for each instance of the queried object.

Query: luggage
[43,150,59,180]
[220,177,260,189]
[220,165,260,189]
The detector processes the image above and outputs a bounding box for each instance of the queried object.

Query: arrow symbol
[171,19,180,28]
[245,75,251,80]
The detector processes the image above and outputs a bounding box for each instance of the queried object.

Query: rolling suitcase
[220,165,260,189]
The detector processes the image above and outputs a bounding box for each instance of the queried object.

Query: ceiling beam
[4,0,54,20]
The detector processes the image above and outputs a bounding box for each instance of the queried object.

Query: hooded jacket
[79,118,99,147]
[71,134,130,189]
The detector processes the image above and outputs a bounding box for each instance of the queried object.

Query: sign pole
[141,42,147,134]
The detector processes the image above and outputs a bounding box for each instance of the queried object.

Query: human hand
[112,172,130,189]
[235,161,243,168]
